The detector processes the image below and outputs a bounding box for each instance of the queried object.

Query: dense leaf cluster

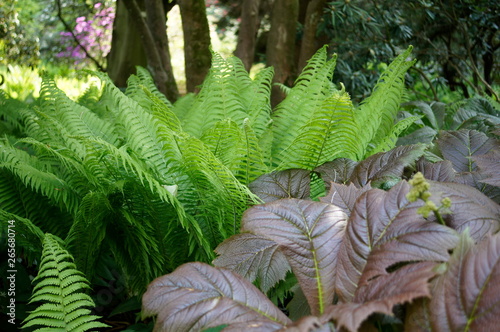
[1,46,499,331]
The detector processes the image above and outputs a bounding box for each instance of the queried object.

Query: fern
[0,138,81,217]
[356,46,416,157]
[271,46,338,165]
[0,211,45,262]
[22,233,109,331]
[276,88,359,170]
[180,52,248,138]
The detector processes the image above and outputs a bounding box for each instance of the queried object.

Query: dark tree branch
[410,66,439,101]
[55,0,105,71]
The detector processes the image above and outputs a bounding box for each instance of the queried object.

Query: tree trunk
[266,0,299,107]
[234,0,262,72]
[121,0,179,101]
[297,0,327,72]
[107,0,147,89]
[178,0,212,93]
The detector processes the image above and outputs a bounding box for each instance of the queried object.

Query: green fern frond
[81,137,183,216]
[276,89,359,170]
[76,84,102,110]
[0,166,73,238]
[0,210,45,261]
[271,47,338,163]
[65,191,110,283]
[172,93,196,122]
[135,66,173,108]
[171,132,258,253]
[368,115,422,155]
[181,52,248,137]
[245,66,274,140]
[356,46,416,157]
[0,138,81,216]
[148,88,183,133]
[22,233,109,331]
[91,72,173,180]
[40,77,118,145]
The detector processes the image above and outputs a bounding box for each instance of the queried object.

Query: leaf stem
[433,209,446,226]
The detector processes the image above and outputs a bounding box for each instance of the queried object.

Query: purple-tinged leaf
[416,158,456,182]
[453,171,500,203]
[142,262,291,332]
[429,232,500,332]
[436,130,499,173]
[249,169,311,203]
[319,182,371,216]
[429,181,500,242]
[404,298,432,332]
[334,181,457,302]
[349,145,426,188]
[323,262,436,332]
[220,320,284,332]
[242,199,347,315]
[213,233,290,293]
[275,316,328,332]
[472,150,500,186]
[314,158,358,189]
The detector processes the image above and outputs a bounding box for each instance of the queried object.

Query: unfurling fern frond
[22,233,109,331]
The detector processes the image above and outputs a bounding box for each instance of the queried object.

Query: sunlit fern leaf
[172,132,259,253]
[356,46,416,158]
[276,89,358,170]
[80,137,184,219]
[236,119,270,185]
[172,93,196,122]
[245,66,274,140]
[271,47,338,165]
[147,88,183,133]
[368,115,422,156]
[92,71,176,182]
[135,66,173,108]
[200,118,242,168]
[76,84,101,110]
[180,52,248,137]
[22,233,109,332]
[16,137,98,194]
[39,77,118,146]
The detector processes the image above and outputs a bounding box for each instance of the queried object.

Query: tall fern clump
[270,46,419,170]
[1,46,417,306]
[22,233,108,331]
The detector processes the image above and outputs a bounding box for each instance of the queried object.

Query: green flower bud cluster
[407,172,452,223]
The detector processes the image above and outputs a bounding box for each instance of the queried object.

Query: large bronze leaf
[213,233,290,293]
[319,182,371,216]
[142,262,291,332]
[334,181,458,302]
[428,232,500,331]
[429,181,500,241]
[472,150,500,187]
[349,144,426,188]
[242,199,348,315]
[436,129,499,173]
[323,262,437,332]
[248,169,312,203]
